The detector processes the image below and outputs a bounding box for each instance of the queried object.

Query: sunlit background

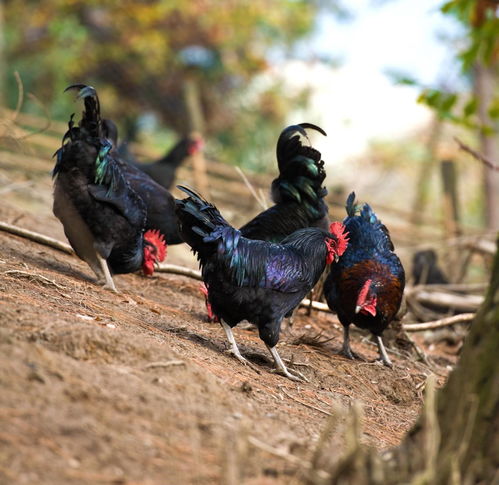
[1,0,498,277]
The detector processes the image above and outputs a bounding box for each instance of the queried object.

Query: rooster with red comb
[324,192,405,367]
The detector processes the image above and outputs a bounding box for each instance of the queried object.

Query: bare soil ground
[0,134,458,484]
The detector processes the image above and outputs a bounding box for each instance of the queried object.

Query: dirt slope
[0,135,454,484]
[0,205,451,484]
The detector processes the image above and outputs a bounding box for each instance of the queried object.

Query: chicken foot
[340,325,363,360]
[375,335,393,368]
[96,254,117,293]
[266,344,308,382]
[220,321,260,374]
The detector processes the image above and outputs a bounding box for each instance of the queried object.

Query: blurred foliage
[389,0,498,130]
[3,0,344,172]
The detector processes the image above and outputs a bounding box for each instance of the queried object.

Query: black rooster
[201,123,329,321]
[175,186,349,381]
[239,123,329,241]
[75,92,184,246]
[118,133,204,189]
[53,85,167,291]
[324,192,405,367]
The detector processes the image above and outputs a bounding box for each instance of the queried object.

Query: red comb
[144,229,167,262]
[329,221,349,256]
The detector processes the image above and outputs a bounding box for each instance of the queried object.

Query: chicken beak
[355,305,361,314]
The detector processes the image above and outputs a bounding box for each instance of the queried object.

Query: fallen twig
[248,436,331,480]
[3,270,66,290]
[408,290,483,312]
[300,298,330,313]
[143,360,186,370]
[278,386,332,416]
[0,221,74,254]
[454,136,499,171]
[155,263,201,280]
[403,313,475,332]
[409,282,488,293]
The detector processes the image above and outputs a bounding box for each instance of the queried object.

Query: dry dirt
[0,140,459,485]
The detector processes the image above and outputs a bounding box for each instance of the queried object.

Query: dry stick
[235,166,268,210]
[143,360,185,369]
[11,71,24,121]
[454,136,499,171]
[18,93,52,139]
[3,270,67,290]
[300,298,330,313]
[156,263,201,279]
[410,290,483,312]
[0,221,74,254]
[278,386,332,416]
[403,313,475,332]
[247,436,331,480]
[410,282,488,293]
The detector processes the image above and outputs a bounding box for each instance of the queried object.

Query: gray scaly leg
[96,254,117,293]
[376,335,393,368]
[266,344,308,382]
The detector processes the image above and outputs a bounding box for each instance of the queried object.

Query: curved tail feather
[175,185,236,260]
[271,123,328,219]
[64,84,102,140]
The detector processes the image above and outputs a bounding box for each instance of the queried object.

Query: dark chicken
[53,84,167,291]
[201,123,329,321]
[118,133,204,189]
[73,90,184,246]
[412,249,448,285]
[239,123,329,241]
[324,192,405,367]
[175,186,349,381]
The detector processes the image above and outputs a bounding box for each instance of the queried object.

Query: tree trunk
[395,235,499,484]
[0,0,5,107]
[183,77,209,196]
[410,116,443,226]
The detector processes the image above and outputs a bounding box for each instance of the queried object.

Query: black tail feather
[64,84,101,140]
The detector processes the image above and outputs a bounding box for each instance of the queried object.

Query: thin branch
[143,360,186,369]
[3,270,66,290]
[235,166,268,210]
[248,436,331,480]
[409,282,488,293]
[403,313,475,332]
[454,136,499,171]
[279,386,332,416]
[0,221,74,254]
[11,71,24,122]
[300,298,330,313]
[155,263,201,280]
[17,93,52,139]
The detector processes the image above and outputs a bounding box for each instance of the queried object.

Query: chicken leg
[340,325,361,360]
[96,254,117,293]
[266,344,308,382]
[376,335,393,368]
[220,321,261,374]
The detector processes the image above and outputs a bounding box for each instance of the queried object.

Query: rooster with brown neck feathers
[52,84,167,291]
[324,192,405,367]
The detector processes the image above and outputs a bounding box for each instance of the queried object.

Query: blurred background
[0,0,497,286]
